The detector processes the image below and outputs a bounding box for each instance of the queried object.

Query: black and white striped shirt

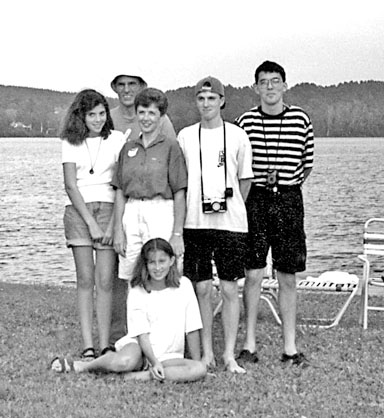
[235,105,314,186]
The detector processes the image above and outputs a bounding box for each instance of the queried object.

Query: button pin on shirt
[128,148,138,157]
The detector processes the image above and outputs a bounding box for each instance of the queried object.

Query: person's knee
[97,275,114,292]
[77,274,94,290]
[220,280,238,301]
[193,361,207,379]
[181,360,207,381]
[277,272,297,292]
[245,268,264,288]
[110,352,140,373]
[196,281,212,300]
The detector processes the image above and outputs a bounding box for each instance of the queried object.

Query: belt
[251,184,301,194]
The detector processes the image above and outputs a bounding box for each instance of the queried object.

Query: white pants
[118,197,174,280]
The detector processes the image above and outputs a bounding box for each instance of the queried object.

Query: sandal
[51,357,74,373]
[100,345,116,356]
[81,347,96,360]
[281,352,310,368]
[237,349,259,364]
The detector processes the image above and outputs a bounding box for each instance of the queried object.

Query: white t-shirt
[177,122,253,232]
[62,130,125,205]
[127,276,202,362]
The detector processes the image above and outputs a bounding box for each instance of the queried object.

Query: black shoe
[81,347,96,360]
[100,345,116,356]
[281,352,309,368]
[237,349,259,364]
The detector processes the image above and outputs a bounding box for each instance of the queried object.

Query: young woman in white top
[51,238,206,383]
[61,89,125,359]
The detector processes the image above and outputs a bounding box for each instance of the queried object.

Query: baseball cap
[110,73,148,90]
[195,76,225,97]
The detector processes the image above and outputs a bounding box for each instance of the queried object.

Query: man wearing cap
[235,60,314,368]
[110,73,176,140]
[177,76,253,373]
[109,73,177,346]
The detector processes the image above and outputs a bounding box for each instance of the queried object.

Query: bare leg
[95,249,116,351]
[74,342,142,373]
[220,280,245,374]
[72,247,95,351]
[195,280,216,368]
[109,271,128,345]
[242,268,264,353]
[277,271,297,355]
[161,358,207,382]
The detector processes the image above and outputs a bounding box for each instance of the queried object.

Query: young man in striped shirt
[235,61,314,367]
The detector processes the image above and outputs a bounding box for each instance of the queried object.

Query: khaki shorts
[63,202,113,250]
[118,198,174,280]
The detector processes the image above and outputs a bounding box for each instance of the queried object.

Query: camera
[224,187,233,198]
[266,169,278,188]
[202,198,227,214]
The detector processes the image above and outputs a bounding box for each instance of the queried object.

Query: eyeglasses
[257,77,283,89]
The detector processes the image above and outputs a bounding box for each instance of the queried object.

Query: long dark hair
[60,89,114,145]
[131,238,180,292]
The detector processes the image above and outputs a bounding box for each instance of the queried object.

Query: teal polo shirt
[112,134,187,199]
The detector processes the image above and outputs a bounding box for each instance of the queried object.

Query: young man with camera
[177,76,253,373]
[235,61,314,367]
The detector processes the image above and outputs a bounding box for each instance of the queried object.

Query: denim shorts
[245,185,306,274]
[183,229,247,283]
[63,202,114,250]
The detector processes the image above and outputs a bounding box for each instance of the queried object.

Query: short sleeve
[235,127,253,180]
[111,143,127,190]
[168,141,188,193]
[127,287,151,338]
[182,277,203,334]
[61,140,77,164]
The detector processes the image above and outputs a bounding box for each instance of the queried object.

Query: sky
[2,0,384,97]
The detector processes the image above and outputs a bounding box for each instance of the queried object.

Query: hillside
[1,81,384,137]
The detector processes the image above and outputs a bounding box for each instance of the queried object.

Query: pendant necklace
[85,137,102,175]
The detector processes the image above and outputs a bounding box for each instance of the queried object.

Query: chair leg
[360,264,369,330]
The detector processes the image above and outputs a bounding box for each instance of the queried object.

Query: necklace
[85,137,102,175]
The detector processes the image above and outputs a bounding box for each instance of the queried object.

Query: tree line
[1,80,384,138]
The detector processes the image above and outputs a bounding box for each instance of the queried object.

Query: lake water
[0,137,383,286]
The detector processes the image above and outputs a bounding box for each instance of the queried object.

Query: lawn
[1,281,383,418]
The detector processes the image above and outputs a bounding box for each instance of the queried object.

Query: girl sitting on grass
[51,238,207,382]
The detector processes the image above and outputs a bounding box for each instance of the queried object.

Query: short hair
[60,89,114,145]
[131,238,180,292]
[254,60,286,83]
[134,88,168,116]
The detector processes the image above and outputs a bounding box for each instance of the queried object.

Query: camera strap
[198,121,227,201]
[261,116,283,171]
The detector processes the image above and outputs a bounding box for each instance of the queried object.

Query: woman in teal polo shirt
[112,88,187,282]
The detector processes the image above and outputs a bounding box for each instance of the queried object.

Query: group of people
[51,60,314,382]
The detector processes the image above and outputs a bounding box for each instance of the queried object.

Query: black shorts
[246,185,306,274]
[183,229,247,283]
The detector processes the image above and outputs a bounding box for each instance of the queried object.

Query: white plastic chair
[358,218,384,329]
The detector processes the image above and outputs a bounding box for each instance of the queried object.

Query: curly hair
[60,89,114,145]
[131,238,180,292]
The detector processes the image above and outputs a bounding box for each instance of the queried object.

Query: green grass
[1,281,384,418]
